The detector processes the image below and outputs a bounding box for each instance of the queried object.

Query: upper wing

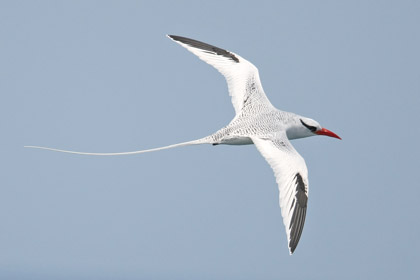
[251,134,309,254]
[167,35,273,115]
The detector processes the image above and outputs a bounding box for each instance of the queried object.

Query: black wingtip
[166,34,240,63]
[167,34,190,42]
[287,173,308,255]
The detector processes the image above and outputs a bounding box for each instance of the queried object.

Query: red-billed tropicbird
[26,35,341,254]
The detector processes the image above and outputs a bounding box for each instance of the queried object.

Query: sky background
[1,0,419,279]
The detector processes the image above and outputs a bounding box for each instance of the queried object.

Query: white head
[286,116,341,140]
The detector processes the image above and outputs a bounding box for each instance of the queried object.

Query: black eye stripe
[300,119,317,132]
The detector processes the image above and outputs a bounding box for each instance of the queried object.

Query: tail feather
[24,137,212,156]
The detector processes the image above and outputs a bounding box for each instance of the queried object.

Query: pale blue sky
[1,1,419,279]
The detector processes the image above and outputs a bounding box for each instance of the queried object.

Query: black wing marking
[168,35,240,63]
[288,173,308,253]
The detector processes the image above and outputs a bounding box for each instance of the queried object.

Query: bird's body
[26,35,341,254]
[211,110,312,144]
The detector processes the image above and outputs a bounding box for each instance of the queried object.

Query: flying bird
[26,35,341,254]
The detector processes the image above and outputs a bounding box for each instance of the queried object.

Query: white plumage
[26,35,341,254]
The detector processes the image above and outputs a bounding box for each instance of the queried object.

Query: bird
[26,35,341,254]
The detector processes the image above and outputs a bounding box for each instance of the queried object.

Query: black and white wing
[167,35,273,115]
[251,133,309,254]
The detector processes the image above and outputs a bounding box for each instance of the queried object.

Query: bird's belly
[219,136,253,145]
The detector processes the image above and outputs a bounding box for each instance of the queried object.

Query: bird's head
[298,117,341,140]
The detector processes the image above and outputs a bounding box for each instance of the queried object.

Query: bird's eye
[300,119,317,132]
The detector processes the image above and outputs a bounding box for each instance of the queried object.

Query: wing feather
[251,134,309,254]
[167,35,272,114]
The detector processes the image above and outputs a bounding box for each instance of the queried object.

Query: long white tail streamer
[24,137,210,156]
